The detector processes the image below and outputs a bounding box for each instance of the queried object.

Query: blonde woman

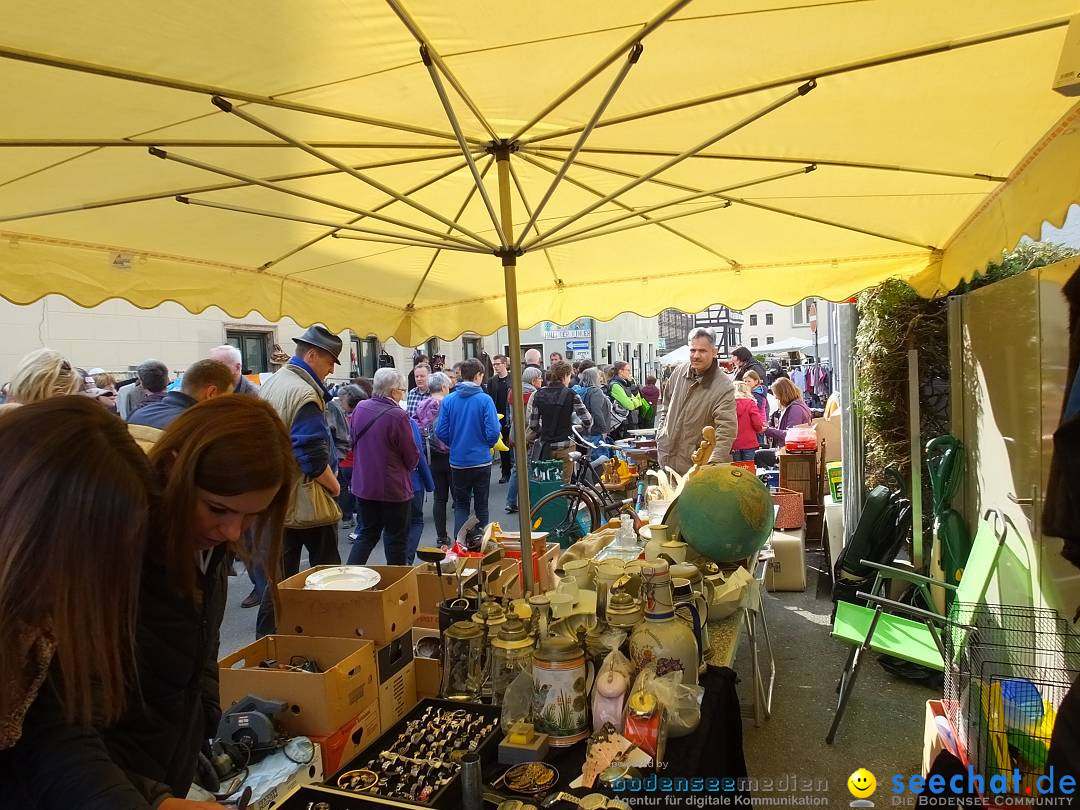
[732,381,765,461]
[5,349,80,407]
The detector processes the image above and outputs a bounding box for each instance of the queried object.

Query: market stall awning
[759,338,814,354]
[0,1,1078,344]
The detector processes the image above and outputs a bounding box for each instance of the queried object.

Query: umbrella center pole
[494,145,535,597]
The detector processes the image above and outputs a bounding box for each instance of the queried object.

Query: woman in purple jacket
[348,368,419,566]
[764,377,813,447]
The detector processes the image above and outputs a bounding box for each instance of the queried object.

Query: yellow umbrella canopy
[0,0,1078,345]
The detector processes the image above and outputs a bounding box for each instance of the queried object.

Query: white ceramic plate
[304,565,381,591]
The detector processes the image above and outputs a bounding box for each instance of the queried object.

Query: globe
[670,465,775,562]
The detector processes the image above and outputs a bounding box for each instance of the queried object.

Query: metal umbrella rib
[0,44,478,144]
[545,152,939,252]
[211,96,498,250]
[510,0,693,142]
[527,165,815,250]
[516,151,737,266]
[408,157,496,308]
[148,147,484,249]
[175,196,488,253]
[527,80,816,248]
[260,157,477,270]
[0,152,464,225]
[512,42,644,251]
[420,45,508,249]
[385,0,500,142]
[524,16,1072,145]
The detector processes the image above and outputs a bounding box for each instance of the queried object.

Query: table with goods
[216,430,781,810]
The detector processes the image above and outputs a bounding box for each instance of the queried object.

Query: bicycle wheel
[530,486,603,548]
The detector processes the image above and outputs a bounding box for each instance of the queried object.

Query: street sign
[566,339,590,352]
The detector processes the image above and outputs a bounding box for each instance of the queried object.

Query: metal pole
[908,347,924,572]
[530,81,815,246]
[494,148,535,597]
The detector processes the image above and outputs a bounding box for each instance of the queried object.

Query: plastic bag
[705,567,755,621]
[500,670,534,736]
[630,665,704,738]
[591,649,633,732]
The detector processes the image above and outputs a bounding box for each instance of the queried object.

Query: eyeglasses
[393,387,406,393]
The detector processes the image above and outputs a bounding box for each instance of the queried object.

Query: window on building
[351,336,379,378]
[425,338,440,358]
[226,330,270,374]
[749,314,758,326]
[792,301,808,326]
[766,336,774,345]
[765,313,774,326]
[462,336,482,359]
[750,337,759,348]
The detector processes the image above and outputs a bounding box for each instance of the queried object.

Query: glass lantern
[441,620,485,701]
[490,617,535,705]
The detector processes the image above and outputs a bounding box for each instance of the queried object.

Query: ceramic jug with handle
[532,636,595,747]
[629,560,701,686]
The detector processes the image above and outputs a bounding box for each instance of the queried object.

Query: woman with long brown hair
[0,396,155,751]
[6,395,295,809]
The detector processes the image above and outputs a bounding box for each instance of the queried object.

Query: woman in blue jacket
[406,418,435,565]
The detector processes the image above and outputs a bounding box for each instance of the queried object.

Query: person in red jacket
[731,381,764,462]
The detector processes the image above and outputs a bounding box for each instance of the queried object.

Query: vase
[629,561,700,686]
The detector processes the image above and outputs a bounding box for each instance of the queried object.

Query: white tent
[659,344,689,366]
[759,337,814,354]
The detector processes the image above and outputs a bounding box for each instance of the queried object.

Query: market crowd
[0,324,829,808]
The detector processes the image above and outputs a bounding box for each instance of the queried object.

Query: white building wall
[738,298,832,361]
[0,295,500,384]
[493,313,660,380]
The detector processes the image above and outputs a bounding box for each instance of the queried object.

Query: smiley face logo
[847,768,877,799]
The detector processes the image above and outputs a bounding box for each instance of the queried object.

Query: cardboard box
[277,565,419,645]
[218,636,377,737]
[380,661,417,731]
[415,557,474,629]
[377,631,418,730]
[310,701,381,777]
[412,627,442,699]
[765,529,806,592]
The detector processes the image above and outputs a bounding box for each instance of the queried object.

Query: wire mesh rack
[944,603,1080,789]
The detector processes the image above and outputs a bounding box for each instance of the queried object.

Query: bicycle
[529,425,654,547]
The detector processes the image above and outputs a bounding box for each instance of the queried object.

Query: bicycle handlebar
[571,424,647,454]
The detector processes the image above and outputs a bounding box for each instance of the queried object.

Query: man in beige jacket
[656,327,737,475]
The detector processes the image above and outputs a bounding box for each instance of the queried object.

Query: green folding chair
[825,508,1008,744]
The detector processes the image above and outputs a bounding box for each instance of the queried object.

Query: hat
[293,325,342,364]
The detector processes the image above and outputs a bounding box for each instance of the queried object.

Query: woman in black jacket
[5,396,295,809]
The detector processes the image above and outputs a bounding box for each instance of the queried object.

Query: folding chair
[825,508,1008,744]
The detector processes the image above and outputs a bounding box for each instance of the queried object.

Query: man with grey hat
[258,325,344,633]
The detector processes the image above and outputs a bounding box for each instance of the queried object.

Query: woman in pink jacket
[731,381,764,462]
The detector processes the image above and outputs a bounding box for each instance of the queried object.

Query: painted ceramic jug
[629,560,701,686]
[532,637,594,747]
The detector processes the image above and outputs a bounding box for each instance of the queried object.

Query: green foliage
[855,241,1077,489]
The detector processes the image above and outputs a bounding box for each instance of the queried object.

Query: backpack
[606,381,639,435]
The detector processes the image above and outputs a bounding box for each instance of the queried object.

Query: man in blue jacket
[436,357,500,541]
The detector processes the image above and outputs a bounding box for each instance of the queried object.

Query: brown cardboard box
[277,565,419,645]
[415,557,472,629]
[218,636,377,737]
[310,701,381,777]
[764,528,807,592]
[377,631,418,730]
[380,661,417,731]
[412,627,441,699]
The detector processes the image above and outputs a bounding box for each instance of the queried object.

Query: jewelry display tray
[327,698,503,807]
